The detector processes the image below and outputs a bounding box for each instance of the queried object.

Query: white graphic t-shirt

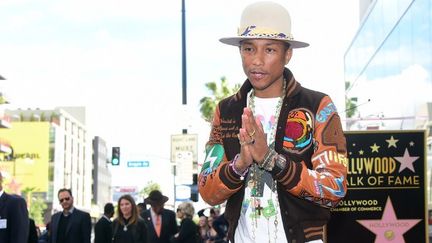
[234,96,287,243]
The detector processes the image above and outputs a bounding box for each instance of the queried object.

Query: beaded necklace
[247,79,286,243]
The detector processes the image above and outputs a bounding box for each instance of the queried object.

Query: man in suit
[94,202,114,243]
[141,190,178,243]
[50,188,91,243]
[0,171,29,243]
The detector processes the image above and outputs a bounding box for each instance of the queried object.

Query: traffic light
[111,147,120,166]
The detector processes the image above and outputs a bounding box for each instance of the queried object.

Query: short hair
[57,188,72,197]
[137,202,146,210]
[104,203,114,214]
[177,202,195,218]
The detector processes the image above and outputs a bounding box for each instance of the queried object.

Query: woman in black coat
[112,194,147,243]
[171,202,197,243]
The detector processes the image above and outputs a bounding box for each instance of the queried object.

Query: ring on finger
[239,138,254,146]
[248,129,256,138]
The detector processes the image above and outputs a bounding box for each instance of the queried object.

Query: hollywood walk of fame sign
[326,130,427,243]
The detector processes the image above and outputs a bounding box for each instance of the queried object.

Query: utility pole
[173,0,188,208]
[181,0,188,136]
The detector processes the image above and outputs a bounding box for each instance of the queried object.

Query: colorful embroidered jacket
[198,68,348,243]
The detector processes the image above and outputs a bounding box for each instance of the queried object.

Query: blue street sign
[127,161,150,168]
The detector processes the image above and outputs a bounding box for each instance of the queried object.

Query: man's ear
[284,48,293,65]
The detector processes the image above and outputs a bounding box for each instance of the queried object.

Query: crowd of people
[1,162,229,243]
[2,184,228,243]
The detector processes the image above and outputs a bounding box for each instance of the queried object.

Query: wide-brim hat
[220,1,309,48]
[144,190,169,205]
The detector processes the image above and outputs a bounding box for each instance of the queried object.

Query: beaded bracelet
[229,154,248,180]
[258,148,278,171]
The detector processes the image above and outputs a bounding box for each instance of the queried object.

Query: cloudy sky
[0,0,359,188]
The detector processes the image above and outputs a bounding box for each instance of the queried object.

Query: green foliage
[199,76,241,122]
[345,97,358,118]
[29,196,47,225]
[139,181,161,198]
[22,187,47,226]
[40,112,46,121]
[344,81,358,118]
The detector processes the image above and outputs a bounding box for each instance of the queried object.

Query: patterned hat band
[238,25,294,41]
[219,2,309,48]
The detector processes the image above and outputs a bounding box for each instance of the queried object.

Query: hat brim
[219,36,309,49]
[144,195,169,205]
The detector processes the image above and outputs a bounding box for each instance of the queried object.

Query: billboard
[0,122,50,194]
[327,130,427,243]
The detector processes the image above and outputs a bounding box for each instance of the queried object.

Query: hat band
[237,25,294,40]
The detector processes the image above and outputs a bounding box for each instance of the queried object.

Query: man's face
[240,39,292,96]
[151,203,164,215]
[58,191,74,211]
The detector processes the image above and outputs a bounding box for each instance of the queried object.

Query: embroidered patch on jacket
[322,114,347,153]
[209,125,223,144]
[316,102,337,123]
[283,108,313,153]
[201,144,224,175]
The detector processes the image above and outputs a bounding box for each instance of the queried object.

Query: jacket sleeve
[198,105,244,206]
[82,211,92,243]
[12,196,29,243]
[273,96,348,207]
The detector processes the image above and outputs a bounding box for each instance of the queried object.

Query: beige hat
[220,1,309,48]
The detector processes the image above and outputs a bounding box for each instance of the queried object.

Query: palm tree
[345,81,358,118]
[199,76,240,122]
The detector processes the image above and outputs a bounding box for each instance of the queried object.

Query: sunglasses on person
[59,197,70,203]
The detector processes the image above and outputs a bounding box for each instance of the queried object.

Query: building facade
[92,136,112,210]
[1,107,93,216]
[344,0,432,206]
[345,0,432,130]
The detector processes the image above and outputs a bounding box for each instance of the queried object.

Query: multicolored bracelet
[229,154,248,180]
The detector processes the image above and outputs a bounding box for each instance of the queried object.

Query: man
[141,190,178,243]
[137,202,147,215]
[198,2,348,243]
[50,188,91,243]
[94,202,114,243]
[0,171,29,243]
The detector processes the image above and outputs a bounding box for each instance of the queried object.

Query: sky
[0,0,359,192]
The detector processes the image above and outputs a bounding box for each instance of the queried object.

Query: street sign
[127,161,150,168]
[175,185,191,201]
[175,151,193,185]
[171,134,198,162]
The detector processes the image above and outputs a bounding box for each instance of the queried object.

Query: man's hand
[237,107,269,168]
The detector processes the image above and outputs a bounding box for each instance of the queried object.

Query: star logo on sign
[370,143,380,153]
[357,197,420,243]
[385,136,398,148]
[394,148,419,173]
